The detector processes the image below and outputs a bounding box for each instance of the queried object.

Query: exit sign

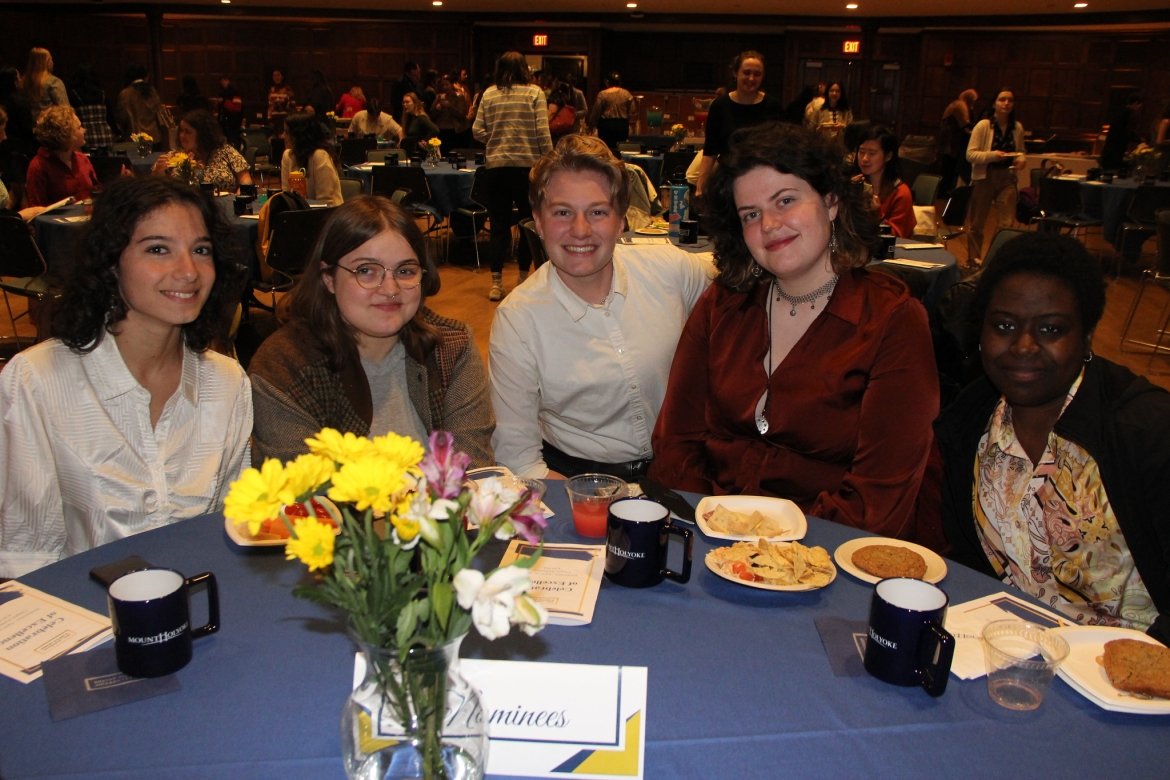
[843,40,861,54]
[533,34,549,47]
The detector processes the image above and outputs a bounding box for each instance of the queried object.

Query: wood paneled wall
[4,8,1169,147]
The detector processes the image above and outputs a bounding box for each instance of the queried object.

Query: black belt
[541,441,651,481]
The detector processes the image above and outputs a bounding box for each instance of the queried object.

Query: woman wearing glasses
[248,195,494,465]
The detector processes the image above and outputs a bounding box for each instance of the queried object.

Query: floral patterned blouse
[973,371,1157,630]
[195,145,249,192]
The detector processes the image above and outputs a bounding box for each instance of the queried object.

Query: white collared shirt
[489,243,712,477]
[0,336,253,578]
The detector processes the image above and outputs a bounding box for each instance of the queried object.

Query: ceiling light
[627,2,638,6]
[433,1,443,5]
[846,3,858,8]
[1074,2,1087,6]
[220,0,230,4]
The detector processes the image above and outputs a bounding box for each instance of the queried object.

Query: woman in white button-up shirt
[0,176,253,578]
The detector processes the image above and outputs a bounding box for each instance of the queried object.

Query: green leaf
[396,600,419,646]
[431,581,453,632]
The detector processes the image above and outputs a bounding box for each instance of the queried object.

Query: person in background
[304,70,333,119]
[649,122,938,540]
[1100,93,1144,171]
[807,81,852,139]
[248,195,493,466]
[0,175,252,578]
[489,136,712,479]
[965,88,1026,266]
[939,88,978,196]
[175,75,211,120]
[217,75,244,148]
[697,51,784,197]
[587,72,635,153]
[400,92,440,152]
[153,109,252,193]
[115,64,163,142]
[1,67,38,164]
[854,124,916,238]
[281,112,342,205]
[935,232,1169,643]
[431,76,470,149]
[0,106,47,220]
[267,68,295,120]
[803,82,826,125]
[336,85,367,119]
[25,105,97,206]
[348,98,402,145]
[472,51,553,301]
[391,61,421,124]
[546,82,577,145]
[68,65,114,152]
[564,72,588,134]
[22,47,68,120]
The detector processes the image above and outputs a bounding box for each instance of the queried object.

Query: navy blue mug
[108,568,219,678]
[604,498,693,588]
[863,578,954,696]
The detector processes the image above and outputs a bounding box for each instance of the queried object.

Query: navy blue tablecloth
[2,487,1164,779]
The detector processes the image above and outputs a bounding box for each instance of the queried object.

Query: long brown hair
[286,195,441,372]
[22,47,52,104]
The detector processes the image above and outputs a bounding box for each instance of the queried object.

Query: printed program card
[945,591,1069,680]
[0,581,113,684]
[500,541,605,626]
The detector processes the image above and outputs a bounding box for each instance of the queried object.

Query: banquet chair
[340,137,376,167]
[91,154,133,186]
[661,150,696,185]
[1032,176,1101,241]
[912,173,943,207]
[447,167,488,267]
[983,227,1029,267]
[248,207,333,312]
[519,219,548,269]
[371,165,444,249]
[0,215,52,349]
[937,184,972,249]
[1119,210,1170,359]
[1118,187,1170,259]
[340,177,364,202]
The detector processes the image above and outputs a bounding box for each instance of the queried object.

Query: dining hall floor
[4,226,1170,393]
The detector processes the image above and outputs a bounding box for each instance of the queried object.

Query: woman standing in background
[22,47,69,120]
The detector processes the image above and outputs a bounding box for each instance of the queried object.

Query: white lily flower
[453,566,533,640]
[512,593,548,636]
[468,477,520,528]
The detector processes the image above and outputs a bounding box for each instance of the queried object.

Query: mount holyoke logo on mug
[108,568,219,678]
[604,497,693,588]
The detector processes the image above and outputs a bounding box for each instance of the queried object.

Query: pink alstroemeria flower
[420,431,470,500]
[506,489,548,543]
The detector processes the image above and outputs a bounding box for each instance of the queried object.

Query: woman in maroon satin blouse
[649,122,938,539]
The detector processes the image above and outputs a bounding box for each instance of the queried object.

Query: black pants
[480,165,533,273]
[542,441,651,481]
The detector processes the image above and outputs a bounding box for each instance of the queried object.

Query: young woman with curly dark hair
[648,122,938,540]
[0,175,252,578]
[281,111,342,205]
[152,108,252,193]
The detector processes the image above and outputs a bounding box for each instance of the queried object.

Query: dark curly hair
[972,231,1106,334]
[286,195,441,372]
[180,108,226,163]
[286,111,335,170]
[52,175,241,352]
[704,121,878,292]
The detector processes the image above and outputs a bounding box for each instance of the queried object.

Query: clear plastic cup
[564,474,627,538]
[981,620,1070,710]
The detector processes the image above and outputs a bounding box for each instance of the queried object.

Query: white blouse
[0,336,253,578]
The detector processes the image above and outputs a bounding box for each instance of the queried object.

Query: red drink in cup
[565,473,627,539]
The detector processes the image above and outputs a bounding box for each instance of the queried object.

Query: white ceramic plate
[1051,626,1170,714]
[704,546,836,592]
[694,495,807,542]
[634,226,668,235]
[833,537,948,584]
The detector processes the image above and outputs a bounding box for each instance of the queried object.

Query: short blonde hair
[33,105,79,151]
[529,134,630,214]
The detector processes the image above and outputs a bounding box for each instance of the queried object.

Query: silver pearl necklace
[774,275,839,317]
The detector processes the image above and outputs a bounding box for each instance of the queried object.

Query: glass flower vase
[341,634,487,780]
[426,147,442,168]
[136,141,151,158]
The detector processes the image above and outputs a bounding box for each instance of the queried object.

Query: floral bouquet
[669,123,687,143]
[425,136,443,165]
[131,132,153,157]
[1125,144,1160,177]
[165,152,200,186]
[224,429,548,777]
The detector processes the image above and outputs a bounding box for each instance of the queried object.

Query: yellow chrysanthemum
[224,459,287,534]
[285,517,336,571]
[328,457,410,514]
[280,453,336,504]
[368,432,426,472]
[305,428,376,465]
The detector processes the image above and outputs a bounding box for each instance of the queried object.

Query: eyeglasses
[335,261,425,290]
